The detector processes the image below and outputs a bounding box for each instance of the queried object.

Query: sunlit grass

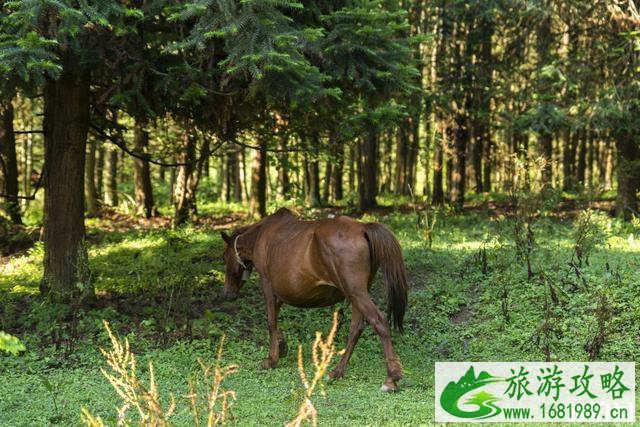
[1,206,639,426]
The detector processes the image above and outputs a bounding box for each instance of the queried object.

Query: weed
[287,311,343,427]
[572,209,608,267]
[82,321,237,426]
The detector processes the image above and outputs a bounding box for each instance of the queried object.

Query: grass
[1,202,639,426]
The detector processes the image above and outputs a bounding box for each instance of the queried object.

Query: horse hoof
[380,379,397,393]
[261,358,277,369]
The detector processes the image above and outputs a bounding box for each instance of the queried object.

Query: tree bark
[226,144,243,202]
[96,145,104,199]
[477,12,494,193]
[0,100,23,224]
[250,141,267,217]
[359,126,378,211]
[85,139,99,216]
[615,132,639,220]
[174,130,196,226]
[471,130,483,193]
[348,143,356,194]
[133,117,155,218]
[105,145,119,207]
[188,136,210,217]
[432,123,445,204]
[278,133,291,198]
[395,125,408,195]
[332,141,344,201]
[451,117,468,210]
[536,10,555,187]
[307,134,321,207]
[41,60,92,302]
[577,129,587,186]
[323,159,332,203]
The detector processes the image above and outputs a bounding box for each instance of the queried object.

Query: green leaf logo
[440,366,503,419]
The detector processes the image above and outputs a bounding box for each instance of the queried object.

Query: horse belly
[276,282,345,308]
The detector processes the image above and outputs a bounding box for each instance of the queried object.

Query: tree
[323,0,418,210]
[133,117,155,218]
[1,1,144,302]
[0,97,22,224]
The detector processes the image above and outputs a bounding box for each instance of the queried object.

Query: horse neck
[237,223,261,260]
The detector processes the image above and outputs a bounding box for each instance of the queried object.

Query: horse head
[220,228,254,301]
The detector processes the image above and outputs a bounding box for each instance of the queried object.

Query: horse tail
[364,223,408,333]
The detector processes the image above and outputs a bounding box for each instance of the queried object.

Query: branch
[90,124,226,167]
[0,172,43,200]
[15,130,43,135]
[231,139,306,153]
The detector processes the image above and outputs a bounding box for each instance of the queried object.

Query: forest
[0,0,639,426]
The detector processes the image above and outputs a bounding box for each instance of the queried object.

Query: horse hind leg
[261,284,284,369]
[329,306,364,380]
[350,294,402,392]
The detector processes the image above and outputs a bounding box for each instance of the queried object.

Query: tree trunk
[307,134,321,207]
[250,141,267,217]
[483,136,492,192]
[174,130,196,226]
[84,139,99,216]
[332,141,344,201]
[348,144,356,194]
[0,100,23,224]
[105,145,119,207]
[359,126,378,211]
[169,165,176,204]
[381,132,392,194]
[323,159,332,203]
[278,133,291,198]
[96,145,104,199]
[432,122,445,204]
[477,13,494,193]
[615,132,639,220]
[133,117,155,218]
[407,109,420,195]
[226,144,243,202]
[471,130,483,194]
[536,11,555,187]
[395,125,408,195]
[22,127,34,200]
[41,61,92,302]
[188,136,210,217]
[576,129,587,186]
[451,116,469,210]
[587,129,594,189]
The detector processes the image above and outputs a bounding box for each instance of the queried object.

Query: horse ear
[220,232,232,245]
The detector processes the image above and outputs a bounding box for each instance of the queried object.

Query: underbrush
[1,205,639,425]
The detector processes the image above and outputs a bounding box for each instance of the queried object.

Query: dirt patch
[450,304,473,325]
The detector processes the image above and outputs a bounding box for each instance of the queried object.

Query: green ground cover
[1,206,639,426]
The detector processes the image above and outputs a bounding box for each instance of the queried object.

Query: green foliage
[0,331,25,355]
[1,0,142,82]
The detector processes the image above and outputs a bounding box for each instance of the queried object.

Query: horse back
[255,214,372,302]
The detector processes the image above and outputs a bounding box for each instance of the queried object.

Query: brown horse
[220,208,408,391]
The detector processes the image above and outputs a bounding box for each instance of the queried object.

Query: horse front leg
[350,295,402,392]
[329,306,364,380]
[261,281,283,369]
